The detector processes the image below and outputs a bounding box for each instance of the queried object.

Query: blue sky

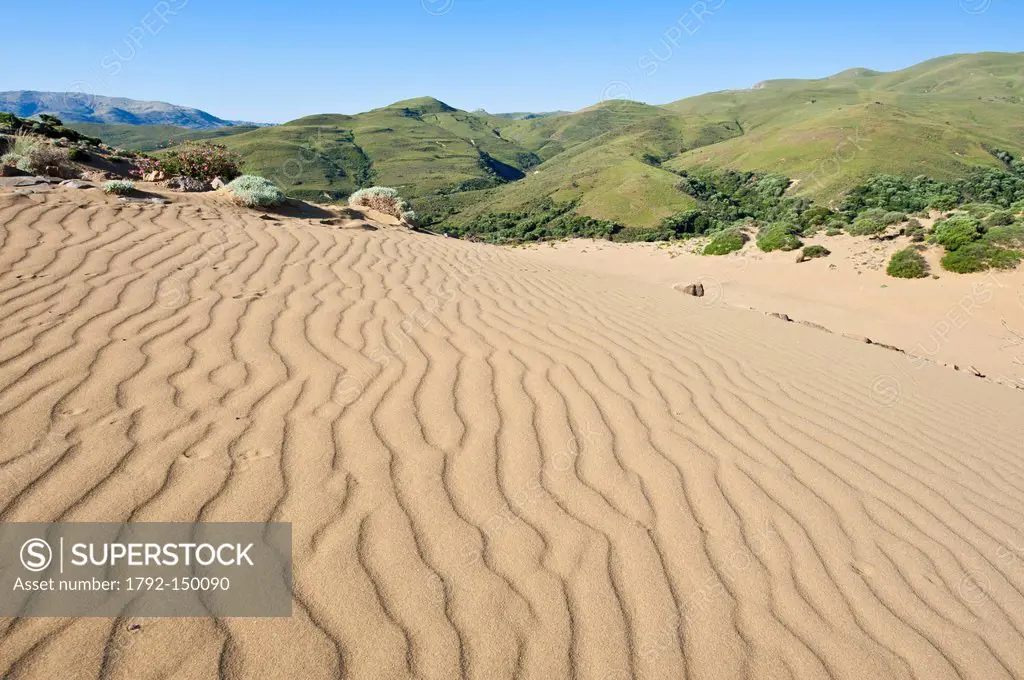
[2,0,1021,123]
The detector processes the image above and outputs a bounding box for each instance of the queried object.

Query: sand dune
[1,185,1023,680]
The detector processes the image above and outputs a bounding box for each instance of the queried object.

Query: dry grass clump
[349,187,416,223]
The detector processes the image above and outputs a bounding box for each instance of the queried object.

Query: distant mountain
[0,91,263,129]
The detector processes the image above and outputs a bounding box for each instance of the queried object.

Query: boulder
[143,170,167,182]
[0,134,13,155]
[679,283,705,297]
[210,177,226,190]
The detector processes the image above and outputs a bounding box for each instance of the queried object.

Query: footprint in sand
[231,448,277,471]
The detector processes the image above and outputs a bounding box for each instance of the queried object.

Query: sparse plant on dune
[756,223,803,252]
[797,245,831,262]
[226,175,285,208]
[103,180,135,195]
[702,228,747,255]
[9,139,74,176]
[349,186,415,222]
[887,247,930,278]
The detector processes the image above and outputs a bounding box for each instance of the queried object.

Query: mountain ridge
[0,90,264,129]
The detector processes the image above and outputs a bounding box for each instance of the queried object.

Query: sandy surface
[517,234,1024,391]
[1,186,1023,679]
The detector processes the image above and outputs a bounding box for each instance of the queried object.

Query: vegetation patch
[226,175,285,208]
[349,186,415,223]
[798,245,831,262]
[103,180,135,195]
[932,215,984,251]
[941,242,1022,273]
[757,223,803,252]
[702,229,747,256]
[887,248,930,278]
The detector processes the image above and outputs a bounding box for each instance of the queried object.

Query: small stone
[679,283,705,297]
[769,312,792,322]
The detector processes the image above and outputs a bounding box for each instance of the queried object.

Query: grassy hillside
[211,98,539,202]
[65,123,258,151]
[447,102,742,229]
[664,52,1024,203]
[118,52,1024,238]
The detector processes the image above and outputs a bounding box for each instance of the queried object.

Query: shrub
[933,215,983,250]
[349,186,413,220]
[825,227,844,236]
[703,228,747,255]
[799,205,834,229]
[67,147,89,162]
[13,143,73,176]
[847,217,885,236]
[103,180,135,195]
[941,243,1022,273]
[659,209,719,237]
[757,223,803,252]
[158,141,241,183]
[882,211,907,225]
[903,218,927,242]
[984,223,1024,248]
[985,210,1015,227]
[1,152,24,168]
[226,175,284,208]
[887,248,930,278]
[798,245,831,261]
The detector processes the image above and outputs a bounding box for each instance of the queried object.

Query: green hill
[64,122,257,151]
[106,52,1024,237]
[209,97,540,202]
[663,52,1024,203]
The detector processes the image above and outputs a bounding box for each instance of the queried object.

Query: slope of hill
[663,52,1024,203]
[212,97,541,202]
[63,122,259,151]
[78,52,1024,235]
[445,102,743,231]
[0,91,256,129]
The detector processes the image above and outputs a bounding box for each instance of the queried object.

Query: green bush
[882,211,907,225]
[659,209,719,237]
[985,210,1015,227]
[887,248,930,278]
[67,147,89,162]
[798,245,831,261]
[825,227,844,236]
[847,217,885,236]
[941,242,1022,273]
[757,223,803,252]
[103,180,135,195]
[226,175,285,208]
[984,223,1024,248]
[933,215,983,250]
[703,229,747,255]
